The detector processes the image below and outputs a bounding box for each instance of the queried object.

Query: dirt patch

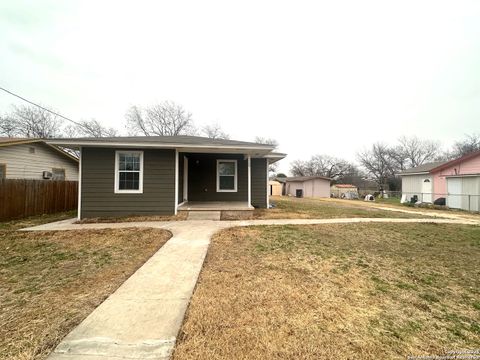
[173,223,480,360]
[0,226,171,360]
[76,212,188,223]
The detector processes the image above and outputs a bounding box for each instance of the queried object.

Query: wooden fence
[0,179,78,221]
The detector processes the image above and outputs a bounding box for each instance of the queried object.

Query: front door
[422,179,432,203]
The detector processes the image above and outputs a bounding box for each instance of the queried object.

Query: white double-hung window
[216,159,237,192]
[115,151,144,193]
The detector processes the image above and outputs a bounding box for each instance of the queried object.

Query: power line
[0,85,84,127]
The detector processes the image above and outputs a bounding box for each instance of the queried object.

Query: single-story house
[268,180,283,196]
[398,150,480,211]
[285,176,331,198]
[0,137,78,180]
[46,136,286,219]
[331,184,359,198]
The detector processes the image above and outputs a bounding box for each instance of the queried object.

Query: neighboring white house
[285,176,331,198]
[398,151,480,211]
[0,138,79,181]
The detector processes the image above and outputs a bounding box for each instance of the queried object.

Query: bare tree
[290,155,357,180]
[389,136,440,170]
[357,143,396,188]
[254,136,279,148]
[65,119,119,138]
[0,104,63,138]
[290,160,310,177]
[254,137,279,174]
[126,101,196,136]
[451,133,480,157]
[202,123,230,139]
[0,115,16,137]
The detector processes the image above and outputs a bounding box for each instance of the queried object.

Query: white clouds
[1,0,479,173]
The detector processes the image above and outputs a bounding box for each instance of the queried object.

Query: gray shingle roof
[286,175,331,182]
[50,135,275,148]
[398,161,446,175]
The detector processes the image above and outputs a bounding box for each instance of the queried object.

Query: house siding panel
[286,181,304,196]
[0,143,78,180]
[81,147,175,218]
[251,158,267,208]
[401,174,433,197]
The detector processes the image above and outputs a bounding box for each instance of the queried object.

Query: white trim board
[175,150,179,215]
[216,159,238,192]
[114,150,144,194]
[183,156,188,202]
[77,147,82,219]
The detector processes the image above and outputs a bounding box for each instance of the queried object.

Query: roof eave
[397,171,430,176]
[46,139,275,155]
[429,150,480,173]
[0,138,78,163]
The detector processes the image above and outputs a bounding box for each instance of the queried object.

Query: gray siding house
[0,138,79,180]
[47,136,285,219]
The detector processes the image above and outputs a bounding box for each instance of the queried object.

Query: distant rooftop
[398,161,446,175]
[332,184,357,188]
[286,175,331,182]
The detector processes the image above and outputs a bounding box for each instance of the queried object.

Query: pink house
[399,150,480,211]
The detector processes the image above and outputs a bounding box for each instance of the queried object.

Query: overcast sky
[1,0,480,174]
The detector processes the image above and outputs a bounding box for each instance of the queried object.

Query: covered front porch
[176,151,269,212]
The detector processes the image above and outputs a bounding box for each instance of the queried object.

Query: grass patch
[0,214,171,360]
[174,223,480,359]
[76,212,187,223]
[221,196,427,220]
[0,211,76,231]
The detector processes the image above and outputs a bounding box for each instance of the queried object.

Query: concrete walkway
[22,216,478,360]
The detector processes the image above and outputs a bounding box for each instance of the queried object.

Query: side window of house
[0,164,6,179]
[217,160,237,192]
[115,151,143,193]
[52,168,66,180]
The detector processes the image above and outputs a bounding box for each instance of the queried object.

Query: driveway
[22,216,479,360]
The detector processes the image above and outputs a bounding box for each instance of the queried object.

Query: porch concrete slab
[178,201,253,211]
[187,211,220,220]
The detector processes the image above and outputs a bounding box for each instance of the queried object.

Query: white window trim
[216,159,238,192]
[114,150,144,194]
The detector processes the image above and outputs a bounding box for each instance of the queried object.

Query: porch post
[77,146,82,220]
[174,149,179,215]
[266,159,269,209]
[183,156,188,202]
[247,155,252,207]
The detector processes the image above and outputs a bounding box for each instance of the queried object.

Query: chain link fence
[331,189,480,212]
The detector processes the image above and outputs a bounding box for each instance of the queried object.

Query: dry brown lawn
[76,212,187,223]
[0,214,171,360]
[221,196,426,220]
[174,223,480,360]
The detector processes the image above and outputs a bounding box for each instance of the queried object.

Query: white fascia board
[397,172,430,176]
[45,140,274,152]
[445,173,480,178]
